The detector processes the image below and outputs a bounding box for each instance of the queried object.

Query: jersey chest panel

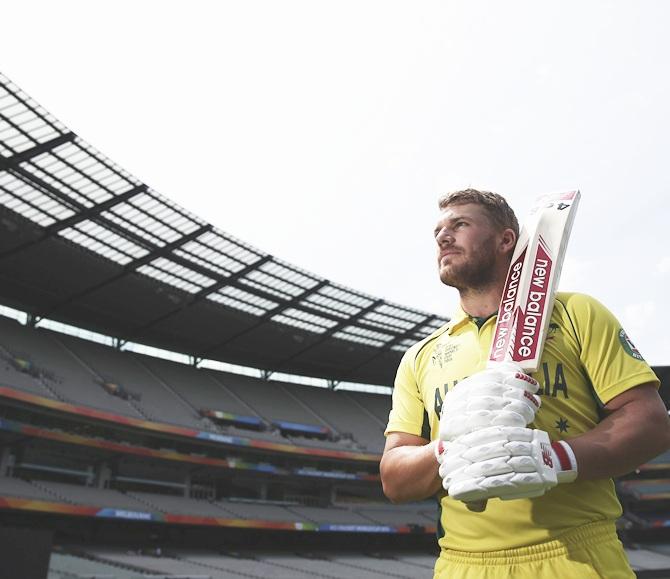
[417,313,601,442]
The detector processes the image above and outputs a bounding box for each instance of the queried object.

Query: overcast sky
[2,1,669,365]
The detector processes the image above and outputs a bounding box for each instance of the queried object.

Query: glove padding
[438,426,578,503]
[439,362,541,442]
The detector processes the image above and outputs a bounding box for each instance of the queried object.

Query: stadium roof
[0,72,447,386]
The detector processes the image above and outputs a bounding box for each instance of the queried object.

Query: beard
[438,236,499,291]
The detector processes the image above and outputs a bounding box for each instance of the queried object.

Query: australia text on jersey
[433,362,569,419]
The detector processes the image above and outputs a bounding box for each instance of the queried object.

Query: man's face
[433,203,501,290]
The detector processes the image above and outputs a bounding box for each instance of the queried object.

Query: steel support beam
[127,255,274,339]
[37,224,212,319]
[199,279,330,356]
[0,132,76,172]
[336,314,440,383]
[268,298,384,373]
[0,185,147,260]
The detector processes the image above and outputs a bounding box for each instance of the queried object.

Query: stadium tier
[0,306,435,539]
[2,70,670,579]
[52,548,440,579]
[45,544,670,578]
[0,315,389,453]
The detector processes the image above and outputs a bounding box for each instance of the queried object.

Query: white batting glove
[438,362,541,442]
[438,426,578,502]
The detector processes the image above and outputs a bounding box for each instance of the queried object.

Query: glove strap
[550,440,578,483]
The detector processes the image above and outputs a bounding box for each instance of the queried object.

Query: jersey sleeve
[563,293,660,405]
[385,347,427,437]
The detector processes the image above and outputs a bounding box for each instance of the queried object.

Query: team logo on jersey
[546,322,560,341]
[618,329,644,361]
[431,342,460,368]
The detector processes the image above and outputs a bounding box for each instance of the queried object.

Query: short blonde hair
[438,188,519,238]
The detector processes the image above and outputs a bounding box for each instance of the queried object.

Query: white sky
[2,1,669,365]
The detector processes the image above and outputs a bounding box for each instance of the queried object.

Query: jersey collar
[447,305,498,334]
[446,305,472,335]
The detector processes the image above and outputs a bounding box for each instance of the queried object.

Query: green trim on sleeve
[420,409,431,440]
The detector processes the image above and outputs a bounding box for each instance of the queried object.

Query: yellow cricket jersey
[385,292,660,552]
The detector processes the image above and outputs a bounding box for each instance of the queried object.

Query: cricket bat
[466,190,581,512]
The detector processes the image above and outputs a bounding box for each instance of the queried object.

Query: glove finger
[461,439,510,462]
[439,417,467,440]
[444,394,539,422]
[448,478,489,502]
[508,472,546,489]
[455,426,533,446]
[479,472,518,493]
[490,411,527,428]
[457,426,508,447]
[504,440,534,456]
[439,455,471,478]
[461,383,506,397]
[504,427,534,442]
[503,388,542,413]
[462,456,513,478]
[441,410,498,439]
[442,440,469,454]
[492,361,524,373]
[502,372,540,394]
[497,471,555,497]
[484,362,538,389]
[464,396,508,412]
[502,400,538,424]
[479,471,549,497]
[507,455,537,472]
[443,403,536,435]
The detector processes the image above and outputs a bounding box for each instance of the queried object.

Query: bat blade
[466,190,580,513]
[489,190,581,372]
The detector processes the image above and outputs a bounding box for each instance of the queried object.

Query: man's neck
[458,281,504,318]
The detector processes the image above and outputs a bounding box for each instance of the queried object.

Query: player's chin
[438,269,459,287]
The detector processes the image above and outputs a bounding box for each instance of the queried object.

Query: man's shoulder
[554,291,609,314]
[401,322,451,362]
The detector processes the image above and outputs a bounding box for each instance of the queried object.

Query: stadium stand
[356,504,436,527]
[215,499,303,522]
[36,480,153,510]
[279,381,387,452]
[0,315,394,451]
[1,71,670,579]
[136,356,261,422]
[0,475,55,500]
[80,548,440,579]
[0,316,145,417]
[60,333,206,428]
[345,390,392,425]
[49,552,143,579]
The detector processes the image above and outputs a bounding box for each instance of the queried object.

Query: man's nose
[436,228,454,245]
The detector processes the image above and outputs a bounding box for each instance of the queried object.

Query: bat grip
[466,499,487,512]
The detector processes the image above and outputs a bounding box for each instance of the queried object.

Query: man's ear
[499,228,517,254]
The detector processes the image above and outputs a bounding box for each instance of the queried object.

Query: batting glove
[438,426,578,502]
[438,362,542,442]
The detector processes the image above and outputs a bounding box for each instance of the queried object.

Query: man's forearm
[380,441,443,503]
[567,386,670,480]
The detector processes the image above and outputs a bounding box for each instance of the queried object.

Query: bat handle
[466,499,487,512]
